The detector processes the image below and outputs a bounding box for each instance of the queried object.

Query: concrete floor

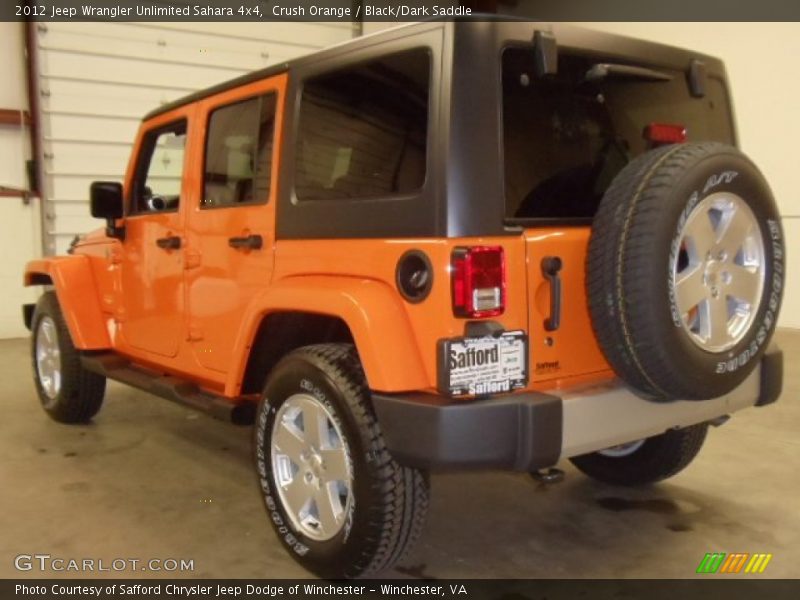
[1,330,798,579]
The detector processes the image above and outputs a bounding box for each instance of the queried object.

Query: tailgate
[524,227,610,383]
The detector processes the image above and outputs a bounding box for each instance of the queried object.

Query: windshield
[502,47,735,221]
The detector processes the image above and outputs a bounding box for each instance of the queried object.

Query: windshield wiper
[585,63,672,82]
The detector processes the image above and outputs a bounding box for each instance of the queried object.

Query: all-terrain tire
[570,424,708,486]
[30,291,106,423]
[254,343,429,578]
[588,142,784,399]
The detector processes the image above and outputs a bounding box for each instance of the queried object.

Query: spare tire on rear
[587,142,784,400]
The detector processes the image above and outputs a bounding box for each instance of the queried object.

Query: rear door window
[502,48,734,221]
[203,94,277,208]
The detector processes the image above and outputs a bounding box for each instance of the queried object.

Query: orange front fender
[24,257,111,349]
[226,276,428,395]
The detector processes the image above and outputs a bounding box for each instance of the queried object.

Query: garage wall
[0,22,41,339]
[33,21,356,256]
[0,23,32,191]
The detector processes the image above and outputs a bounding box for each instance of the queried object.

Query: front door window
[131,121,187,214]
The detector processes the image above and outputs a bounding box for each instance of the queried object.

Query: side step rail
[81,353,255,425]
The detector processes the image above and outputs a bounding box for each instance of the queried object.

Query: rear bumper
[372,346,782,472]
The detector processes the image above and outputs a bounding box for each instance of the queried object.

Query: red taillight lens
[644,122,687,145]
[451,246,505,318]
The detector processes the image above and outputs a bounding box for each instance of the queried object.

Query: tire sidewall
[652,151,784,397]
[254,354,379,577]
[570,424,708,485]
[31,294,66,411]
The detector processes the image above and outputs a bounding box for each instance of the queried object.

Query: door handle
[155,235,181,250]
[228,234,263,250]
[541,256,563,332]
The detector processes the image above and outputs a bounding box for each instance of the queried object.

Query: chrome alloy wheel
[35,316,62,400]
[597,439,645,458]
[671,192,765,353]
[271,393,353,541]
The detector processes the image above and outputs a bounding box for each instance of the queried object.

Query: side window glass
[295,47,430,202]
[132,121,186,213]
[203,93,277,208]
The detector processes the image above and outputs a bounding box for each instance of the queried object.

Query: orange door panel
[524,227,610,383]
[119,214,184,356]
[119,109,196,358]
[184,75,286,373]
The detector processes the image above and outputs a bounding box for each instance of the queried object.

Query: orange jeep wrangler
[24,20,785,578]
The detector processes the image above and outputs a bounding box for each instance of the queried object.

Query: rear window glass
[502,48,734,221]
[295,47,430,202]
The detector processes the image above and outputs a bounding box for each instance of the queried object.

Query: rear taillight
[451,246,506,318]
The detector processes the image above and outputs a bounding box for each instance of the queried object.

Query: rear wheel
[569,424,708,486]
[31,291,105,423]
[254,343,429,578]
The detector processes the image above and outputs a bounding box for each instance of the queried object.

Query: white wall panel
[47,114,140,145]
[45,78,193,116]
[1,22,31,190]
[0,22,40,338]
[47,141,133,182]
[34,21,355,255]
[41,51,245,89]
[52,174,113,201]
[135,22,354,48]
[40,24,326,69]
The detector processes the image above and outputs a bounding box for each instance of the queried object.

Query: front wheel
[254,344,429,578]
[569,424,708,486]
[31,291,106,423]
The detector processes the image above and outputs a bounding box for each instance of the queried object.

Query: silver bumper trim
[558,363,761,460]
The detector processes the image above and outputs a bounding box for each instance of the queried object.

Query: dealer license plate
[438,331,528,397]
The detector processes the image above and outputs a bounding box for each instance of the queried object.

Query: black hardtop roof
[143,16,724,121]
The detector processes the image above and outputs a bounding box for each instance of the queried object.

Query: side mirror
[90,181,125,240]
